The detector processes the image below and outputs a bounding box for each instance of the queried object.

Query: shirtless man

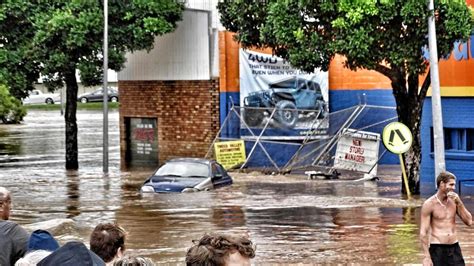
[420,172,472,266]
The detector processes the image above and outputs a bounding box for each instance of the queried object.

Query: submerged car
[140,158,233,193]
[77,87,119,103]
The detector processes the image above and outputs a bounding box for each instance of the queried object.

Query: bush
[0,84,26,124]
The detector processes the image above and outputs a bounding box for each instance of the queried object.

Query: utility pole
[103,0,109,173]
[428,0,445,182]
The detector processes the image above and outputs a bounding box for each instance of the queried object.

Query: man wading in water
[420,172,472,266]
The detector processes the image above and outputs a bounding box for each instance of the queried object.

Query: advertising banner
[239,49,329,139]
[333,129,380,173]
[214,140,246,169]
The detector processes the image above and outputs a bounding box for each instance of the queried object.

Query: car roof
[270,77,320,91]
[166,157,214,165]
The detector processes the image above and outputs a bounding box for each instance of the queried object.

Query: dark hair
[113,255,155,266]
[185,233,255,266]
[436,171,456,188]
[90,223,126,263]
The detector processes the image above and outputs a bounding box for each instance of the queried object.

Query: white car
[22,90,61,105]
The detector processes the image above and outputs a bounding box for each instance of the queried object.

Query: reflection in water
[385,207,419,265]
[66,171,81,218]
[1,110,474,264]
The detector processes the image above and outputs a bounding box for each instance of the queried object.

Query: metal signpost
[428,0,446,181]
[103,0,109,173]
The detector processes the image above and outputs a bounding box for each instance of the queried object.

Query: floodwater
[1,109,473,265]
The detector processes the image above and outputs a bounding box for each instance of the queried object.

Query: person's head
[15,250,52,266]
[186,233,256,266]
[436,171,456,192]
[113,255,155,266]
[0,186,12,220]
[28,229,60,252]
[90,223,127,263]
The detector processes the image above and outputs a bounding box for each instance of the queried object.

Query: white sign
[333,129,380,173]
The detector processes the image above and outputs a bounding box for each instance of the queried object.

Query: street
[0,110,473,264]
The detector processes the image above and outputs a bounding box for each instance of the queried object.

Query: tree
[0,84,26,124]
[217,0,474,194]
[0,1,184,169]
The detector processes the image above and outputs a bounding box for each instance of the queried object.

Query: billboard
[239,49,329,139]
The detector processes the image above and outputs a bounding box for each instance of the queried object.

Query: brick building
[118,9,220,168]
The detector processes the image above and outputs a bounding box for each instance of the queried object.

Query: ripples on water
[0,110,473,264]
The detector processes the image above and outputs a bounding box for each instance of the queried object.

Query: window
[431,128,474,157]
[467,129,474,151]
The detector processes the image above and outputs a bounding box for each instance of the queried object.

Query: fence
[206,104,398,176]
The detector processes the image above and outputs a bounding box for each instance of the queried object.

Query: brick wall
[118,80,220,167]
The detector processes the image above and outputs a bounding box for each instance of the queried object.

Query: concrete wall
[118,10,213,81]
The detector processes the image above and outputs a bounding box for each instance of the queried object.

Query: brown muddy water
[0,110,473,265]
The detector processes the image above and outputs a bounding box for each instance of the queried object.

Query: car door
[211,162,232,188]
[295,80,319,110]
[27,90,42,104]
[91,89,103,102]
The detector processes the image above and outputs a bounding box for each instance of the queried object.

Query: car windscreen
[154,162,210,178]
[270,78,321,92]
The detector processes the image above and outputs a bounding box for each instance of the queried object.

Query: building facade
[118,1,474,193]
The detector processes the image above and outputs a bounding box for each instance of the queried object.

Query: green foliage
[0,0,184,168]
[218,0,473,75]
[0,0,185,93]
[0,84,26,124]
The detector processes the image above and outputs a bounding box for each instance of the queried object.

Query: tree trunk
[64,70,79,170]
[393,83,424,195]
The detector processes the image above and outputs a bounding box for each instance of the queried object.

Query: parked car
[140,158,233,193]
[243,77,327,128]
[22,90,61,105]
[77,87,119,103]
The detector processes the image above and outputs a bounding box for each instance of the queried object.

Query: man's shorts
[429,242,465,266]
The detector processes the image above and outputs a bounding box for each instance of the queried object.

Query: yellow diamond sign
[382,122,413,154]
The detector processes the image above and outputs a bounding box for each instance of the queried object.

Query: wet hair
[113,255,155,266]
[436,171,456,188]
[15,250,52,266]
[185,233,256,266]
[90,223,126,263]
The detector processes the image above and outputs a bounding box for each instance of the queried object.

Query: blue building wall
[421,97,474,195]
[220,92,240,138]
[329,89,396,111]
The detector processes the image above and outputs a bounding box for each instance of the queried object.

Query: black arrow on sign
[395,129,408,144]
[388,129,408,146]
